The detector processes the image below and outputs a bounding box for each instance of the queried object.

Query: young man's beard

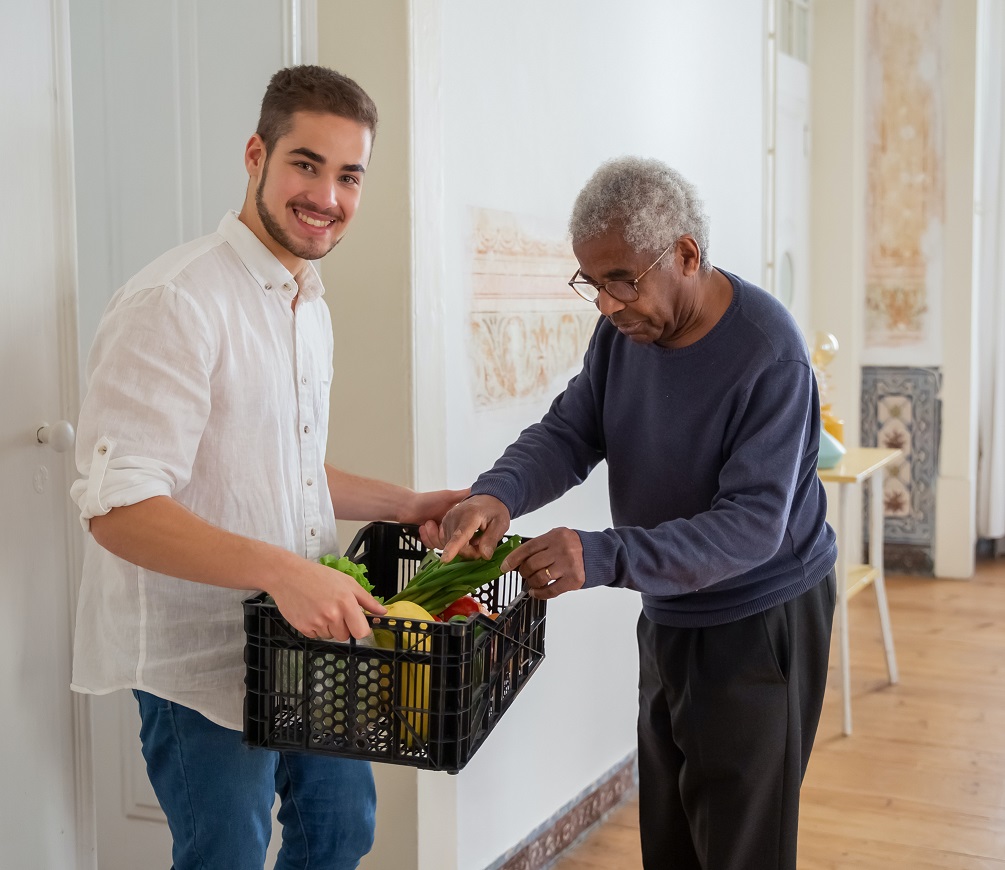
[255,160,343,262]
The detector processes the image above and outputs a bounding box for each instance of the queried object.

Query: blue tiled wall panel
[860,366,942,572]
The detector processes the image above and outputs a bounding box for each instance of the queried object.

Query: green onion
[384,536,522,615]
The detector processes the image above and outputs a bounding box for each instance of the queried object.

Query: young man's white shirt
[71,211,337,729]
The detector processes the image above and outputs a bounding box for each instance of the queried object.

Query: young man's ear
[244,134,267,178]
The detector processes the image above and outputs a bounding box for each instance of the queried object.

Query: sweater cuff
[577,530,618,589]
[469,478,522,518]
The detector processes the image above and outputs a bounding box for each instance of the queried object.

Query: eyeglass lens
[571,280,638,304]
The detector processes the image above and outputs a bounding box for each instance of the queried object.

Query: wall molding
[173,0,203,245]
[51,0,96,864]
[410,0,448,495]
[284,0,318,66]
[487,753,638,870]
[120,695,167,823]
[763,0,777,295]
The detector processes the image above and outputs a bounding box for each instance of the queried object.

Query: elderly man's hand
[419,494,511,563]
[501,527,586,600]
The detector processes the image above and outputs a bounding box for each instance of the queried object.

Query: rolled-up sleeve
[72,283,213,530]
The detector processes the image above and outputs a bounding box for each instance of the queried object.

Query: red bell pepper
[438,595,483,621]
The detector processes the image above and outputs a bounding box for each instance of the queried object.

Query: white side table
[818,446,902,735]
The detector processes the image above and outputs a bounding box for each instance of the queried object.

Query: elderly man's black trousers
[636,570,836,870]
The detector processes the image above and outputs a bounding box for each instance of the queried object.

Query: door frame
[50,0,95,865]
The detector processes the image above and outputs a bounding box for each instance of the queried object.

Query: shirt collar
[216,211,326,302]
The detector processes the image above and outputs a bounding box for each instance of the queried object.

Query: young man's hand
[398,487,470,527]
[268,557,386,641]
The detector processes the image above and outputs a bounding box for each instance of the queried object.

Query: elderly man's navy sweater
[471,270,837,627]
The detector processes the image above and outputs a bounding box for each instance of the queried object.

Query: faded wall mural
[469,208,597,410]
[864,0,945,356]
[860,0,946,572]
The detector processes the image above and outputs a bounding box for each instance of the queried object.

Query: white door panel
[68,2,311,865]
[71,0,301,358]
[775,51,811,335]
[1,0,86,866]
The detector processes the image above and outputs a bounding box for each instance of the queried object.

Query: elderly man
[425,157,837,869]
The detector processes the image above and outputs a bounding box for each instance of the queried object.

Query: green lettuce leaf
[320,554,384,604]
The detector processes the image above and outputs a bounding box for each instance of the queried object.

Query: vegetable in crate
[386,535,522,615]
[309,556,391,735]
[369,538,518,746]
[319,554,384,604]
[438,595,488,621]
[372,601,436,747]
[311,540,517,748]
[274,555,382,703]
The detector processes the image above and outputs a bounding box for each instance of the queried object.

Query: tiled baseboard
[884,541,934,574]
[488,752,638,870]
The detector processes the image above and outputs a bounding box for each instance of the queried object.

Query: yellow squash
[372,600,434,747]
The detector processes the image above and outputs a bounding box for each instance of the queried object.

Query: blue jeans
[133,691,376,870]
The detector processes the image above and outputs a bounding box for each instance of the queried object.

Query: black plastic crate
[243,521,547,773]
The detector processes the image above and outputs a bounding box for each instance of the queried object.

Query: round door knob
[37,420,76,453]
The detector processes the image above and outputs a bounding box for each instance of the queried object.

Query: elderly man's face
[572,227,695,348]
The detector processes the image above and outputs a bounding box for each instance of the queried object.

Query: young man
[425,158,837,870]
[71,66,465,870]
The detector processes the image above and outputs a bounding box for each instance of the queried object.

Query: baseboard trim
[487,752,638,870]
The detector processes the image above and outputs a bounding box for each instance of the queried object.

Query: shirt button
[306,478,313,486]
[302,376,308,385]
[310,528,317,537]
[303,425,310,434]
[264,283,272,290]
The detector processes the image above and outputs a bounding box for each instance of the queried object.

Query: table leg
[869,471,899,685]
[837,482,852,736]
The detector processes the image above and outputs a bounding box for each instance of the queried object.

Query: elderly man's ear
[676,235,702,277]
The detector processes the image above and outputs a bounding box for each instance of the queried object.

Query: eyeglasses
[568,240,675,304]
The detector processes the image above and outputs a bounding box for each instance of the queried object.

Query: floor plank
[551,560,1005,869]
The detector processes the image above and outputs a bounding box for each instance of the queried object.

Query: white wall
[809,1,868,562]
[809,0,978,579]
[66,1,770,867]
[416,2,766,868]
[315,4,426,868]
[935,1,978,577]
[319,2,767,867]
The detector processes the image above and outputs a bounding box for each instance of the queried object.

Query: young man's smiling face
[240,110,372,274]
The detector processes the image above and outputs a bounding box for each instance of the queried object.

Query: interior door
[775,49,812,335]
[0,0,89,866]
[67,2,313,866]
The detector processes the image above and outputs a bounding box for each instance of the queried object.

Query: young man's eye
[340,175,360,186]
[295,162,316,173]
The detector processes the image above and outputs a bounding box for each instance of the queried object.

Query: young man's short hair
[257,65,378,153]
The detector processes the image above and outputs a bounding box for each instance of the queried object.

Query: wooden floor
[553,558,1005,869]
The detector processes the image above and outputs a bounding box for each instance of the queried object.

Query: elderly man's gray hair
[569,157,713,273]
